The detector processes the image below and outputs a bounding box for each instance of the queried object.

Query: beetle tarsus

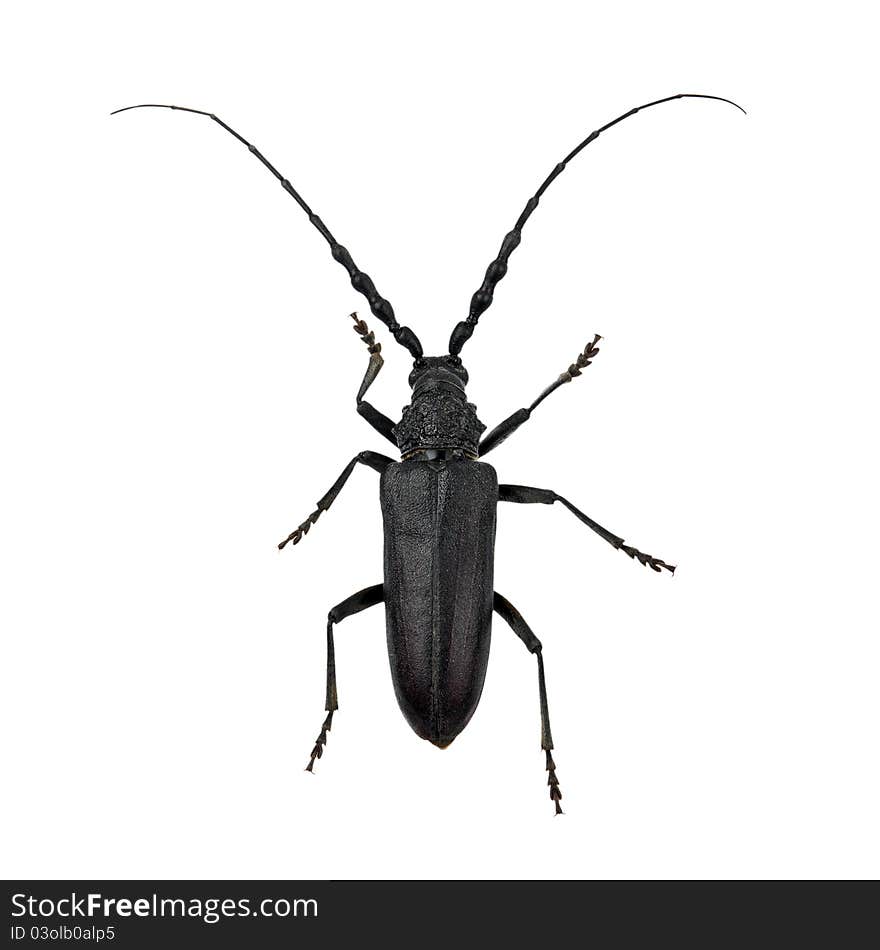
[305,710,334,772]
[279,509,321,550]
[546,749,564,815]
[350,311,382,357]
[561,333,602,383]
[619,542,676,574]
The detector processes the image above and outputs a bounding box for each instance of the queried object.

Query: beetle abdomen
[381,459,497,746]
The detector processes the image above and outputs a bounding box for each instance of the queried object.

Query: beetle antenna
[111,103,423,359]
[449,93,746,355]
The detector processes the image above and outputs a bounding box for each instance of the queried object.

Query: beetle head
[394,356,485,459]
[407,355,469,395]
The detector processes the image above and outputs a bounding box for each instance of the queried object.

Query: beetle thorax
[393,356,486,460]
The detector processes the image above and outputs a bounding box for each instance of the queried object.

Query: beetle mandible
[113,93,744,814]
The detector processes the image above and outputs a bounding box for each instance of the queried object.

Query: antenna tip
[686,93,747,115]
[109,103,187,117]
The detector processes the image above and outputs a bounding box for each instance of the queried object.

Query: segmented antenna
[111,103,423,359]
[449,93,746,355]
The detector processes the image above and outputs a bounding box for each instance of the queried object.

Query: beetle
[113,93,744,813]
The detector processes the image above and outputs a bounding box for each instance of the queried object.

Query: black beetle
[113,93,744,813]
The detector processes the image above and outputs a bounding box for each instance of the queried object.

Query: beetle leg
[306,584,385,773]
[498,483,676,574]
[349,311,399,447]
[279,451,394,550]
[357,400,398,446]
[479,335,601,456]
[493,592,564,816]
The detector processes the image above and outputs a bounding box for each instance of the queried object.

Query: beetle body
[113,93,742,812]
[382,457,497,747]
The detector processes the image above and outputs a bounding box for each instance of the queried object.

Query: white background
[2,1,878,880]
